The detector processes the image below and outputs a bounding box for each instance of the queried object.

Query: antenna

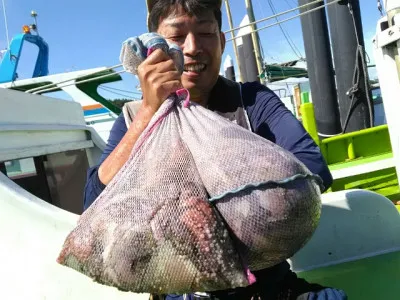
[30,10,39,35]
[1,0,10,49]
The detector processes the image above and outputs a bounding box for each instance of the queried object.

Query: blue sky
[0,0,382,100]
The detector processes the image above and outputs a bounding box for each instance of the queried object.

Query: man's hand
[98,49,182,186]
[137,49,182,113]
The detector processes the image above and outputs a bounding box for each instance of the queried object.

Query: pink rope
[176,88,190,108]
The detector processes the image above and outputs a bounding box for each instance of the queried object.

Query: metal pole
[298,0,342,137]
[242,34,259,82]
[326,0,373,133]
[236,15,259,83]
[224,0,242,82]
[245,0,264,77]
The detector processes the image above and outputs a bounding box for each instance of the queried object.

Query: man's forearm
[98,105,156,185]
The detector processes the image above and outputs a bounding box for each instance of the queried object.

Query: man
[84,0,347,299]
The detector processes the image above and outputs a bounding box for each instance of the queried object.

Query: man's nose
[182,33,202,57]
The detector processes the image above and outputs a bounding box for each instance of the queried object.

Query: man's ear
[220,31,226,53]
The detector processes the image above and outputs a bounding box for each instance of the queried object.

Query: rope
[226,0,342,42]
[208,173,324,203]
[341,1,374,133]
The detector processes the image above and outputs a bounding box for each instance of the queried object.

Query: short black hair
[148,0,222,32]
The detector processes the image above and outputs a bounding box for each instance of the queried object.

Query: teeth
[184,64,205,72]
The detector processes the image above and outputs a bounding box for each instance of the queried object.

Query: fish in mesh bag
[56,33,323,293]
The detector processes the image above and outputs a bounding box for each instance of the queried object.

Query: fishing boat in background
[0,12,137,144]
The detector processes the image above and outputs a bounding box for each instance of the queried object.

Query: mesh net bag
[57,94,322,294]
[57,33,322,294]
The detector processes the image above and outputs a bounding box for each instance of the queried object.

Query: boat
[0,14,135,144]
[0,1,399,299]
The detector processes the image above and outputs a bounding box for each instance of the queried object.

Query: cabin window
[1,149,90,215]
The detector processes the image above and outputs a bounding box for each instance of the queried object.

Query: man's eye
[199,32,216,38]
[169,36,184,41]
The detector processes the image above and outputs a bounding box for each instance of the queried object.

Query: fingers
[138,54,178,77]
[157,60,180,73]
[145,48,171,65]
[146,49,179,73]
[136,47,183,112]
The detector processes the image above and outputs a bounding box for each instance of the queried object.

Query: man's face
[157,6,225,95]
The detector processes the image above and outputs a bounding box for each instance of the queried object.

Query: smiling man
[150,0,225,108]
[83,0,347,299]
